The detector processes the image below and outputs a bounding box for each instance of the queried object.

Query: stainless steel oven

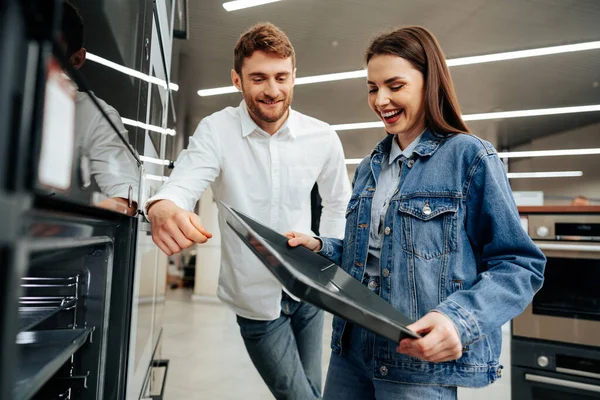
[513,214,600,347]
[512,213,600,399]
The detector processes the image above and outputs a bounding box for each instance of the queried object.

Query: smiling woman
[287,25,547,400]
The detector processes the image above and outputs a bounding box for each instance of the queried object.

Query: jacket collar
[371,128,446,159]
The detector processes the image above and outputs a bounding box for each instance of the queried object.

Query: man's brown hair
[234,23,295,75]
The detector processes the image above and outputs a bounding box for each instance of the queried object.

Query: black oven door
[512,242,600,347]
[533,242,600,322]
[513,366,600,399]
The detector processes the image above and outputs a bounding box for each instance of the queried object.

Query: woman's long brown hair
[365,26,470,135]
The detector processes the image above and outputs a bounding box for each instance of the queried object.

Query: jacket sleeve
[435,151,546,347]
[316,237,344,265]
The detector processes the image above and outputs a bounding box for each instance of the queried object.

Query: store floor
[162,288,511,400]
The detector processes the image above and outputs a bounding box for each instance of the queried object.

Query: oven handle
[534,242,600,252]
[525,373,600,393]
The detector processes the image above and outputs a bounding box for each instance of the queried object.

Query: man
[60,1,140,215]
[146,23,350,399]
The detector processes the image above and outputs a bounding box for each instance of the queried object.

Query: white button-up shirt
[146,101,351,320]
[76,92,140,200]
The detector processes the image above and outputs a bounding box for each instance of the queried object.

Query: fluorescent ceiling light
[506,171,583,179]
[87,52,178,91]
[140,155,171,166]
[498,148,600,158]
[446,41,600,67]
[197,40,600,96]
[197,86,239,97]
[334,122,384,131]
[345,159,363,165]
[332,104,600,131]
[463,105,600,121]
[121,117,176,136]
[223,0,282,12]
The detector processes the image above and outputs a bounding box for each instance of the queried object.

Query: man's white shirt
[146,100,351,320]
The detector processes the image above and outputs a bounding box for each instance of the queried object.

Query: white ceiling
[173,0,600,155]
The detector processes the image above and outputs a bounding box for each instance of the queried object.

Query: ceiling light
[506,171,583,179]
[223,0,282,12]
[197,86,239,97]
[446,41,600,67]
[140,155,171,166]
[87,52,178,91]
[197,40,600,96]
[121,118,176,136]
[345,159,363,165]
[463,105,600,121]
[499,148,600,158]
[332,104,600,131]
[334,122,384,131]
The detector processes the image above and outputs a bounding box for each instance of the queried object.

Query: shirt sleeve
[85,109,140,200]
[315,128,352,239]
[144,117,221,214]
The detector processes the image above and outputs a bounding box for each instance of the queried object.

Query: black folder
[220,201,420,342]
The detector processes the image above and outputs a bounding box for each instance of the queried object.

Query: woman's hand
[284,231,322,252]
[397,312,463,362]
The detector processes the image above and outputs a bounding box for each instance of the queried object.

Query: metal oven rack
[19,276,79,332]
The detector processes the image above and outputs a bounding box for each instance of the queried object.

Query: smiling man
[145,23,350,399]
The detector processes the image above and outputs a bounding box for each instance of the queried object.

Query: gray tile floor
[161,289,511,399]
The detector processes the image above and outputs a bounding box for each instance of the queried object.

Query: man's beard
[243,88,293,124]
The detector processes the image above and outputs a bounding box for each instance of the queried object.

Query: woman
[286,26,545,399]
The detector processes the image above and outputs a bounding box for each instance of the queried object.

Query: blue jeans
[236,292,324,400]
[324,324,457,400]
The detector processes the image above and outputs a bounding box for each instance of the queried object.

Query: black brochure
[220,201,420,342]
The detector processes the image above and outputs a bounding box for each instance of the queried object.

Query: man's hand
[147,199,212,256]
[397,312,463,362]
[283,231,322,252]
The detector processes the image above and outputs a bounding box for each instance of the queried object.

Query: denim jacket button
[423,204,432,215]
[407,160,414,168]
[368,280,377,289]
[379,366,388,376]
[384,227,391,235]
[382,269,390,278]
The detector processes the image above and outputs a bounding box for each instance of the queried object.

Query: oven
[512,213,600,399]
[513,214,600,347]
[512,339,600,399]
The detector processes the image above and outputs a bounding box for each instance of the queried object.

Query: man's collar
[240,100,296,138]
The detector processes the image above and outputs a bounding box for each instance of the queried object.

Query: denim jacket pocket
[399,196,459,260]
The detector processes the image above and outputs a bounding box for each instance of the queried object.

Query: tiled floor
[161,289,511,399]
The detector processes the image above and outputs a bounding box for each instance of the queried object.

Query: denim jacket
[318,130,546,387]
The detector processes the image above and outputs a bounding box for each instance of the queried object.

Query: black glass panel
[532,257,600,321]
